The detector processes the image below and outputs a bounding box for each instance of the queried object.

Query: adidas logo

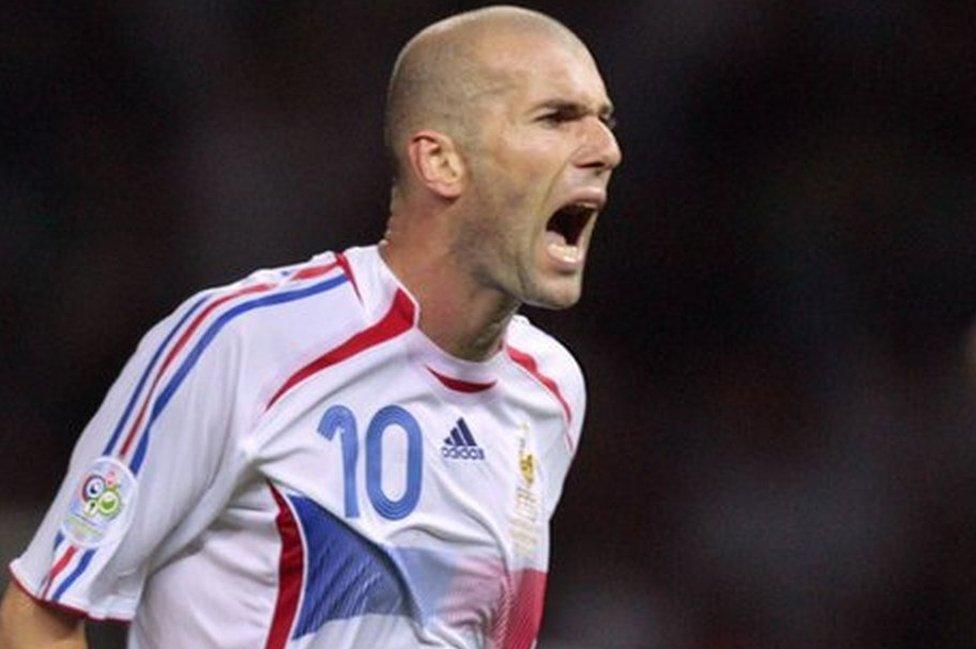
[441,418,485,461]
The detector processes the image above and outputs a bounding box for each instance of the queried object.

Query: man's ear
[406,130,465,199]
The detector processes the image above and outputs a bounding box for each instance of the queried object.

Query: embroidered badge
[61,457,137,547]
[510,423,541,559]
[519,441,535,487]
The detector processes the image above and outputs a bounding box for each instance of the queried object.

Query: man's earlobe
[408,131,464,199]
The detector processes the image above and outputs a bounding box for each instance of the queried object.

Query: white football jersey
[11,245,585,649]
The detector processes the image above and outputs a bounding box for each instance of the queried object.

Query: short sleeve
[10,290,250,621]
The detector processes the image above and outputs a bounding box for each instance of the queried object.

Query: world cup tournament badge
[61,456,138,548]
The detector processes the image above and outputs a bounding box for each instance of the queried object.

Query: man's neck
[378,239,518,362]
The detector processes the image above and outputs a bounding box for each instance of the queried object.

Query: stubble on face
[386,7,617,313]
[452,35,612,310]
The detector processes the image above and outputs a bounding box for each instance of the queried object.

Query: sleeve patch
[61,457,138,548]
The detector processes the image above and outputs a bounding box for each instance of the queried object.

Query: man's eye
[601,115,618,131]
[539,112,568,125]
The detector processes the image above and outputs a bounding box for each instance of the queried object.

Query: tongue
[544,229,567,247]
[544,230,581,263]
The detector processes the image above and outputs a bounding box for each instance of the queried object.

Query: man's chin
[521,278,584,310]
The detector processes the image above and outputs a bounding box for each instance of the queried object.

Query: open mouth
[546,203,596,247]
[543,202,598,267]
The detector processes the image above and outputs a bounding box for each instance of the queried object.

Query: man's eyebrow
[534,99,615,117]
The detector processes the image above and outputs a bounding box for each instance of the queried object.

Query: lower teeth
[548,242,579,262]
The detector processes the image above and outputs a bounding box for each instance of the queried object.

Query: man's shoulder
[506,314,586,395]
[505,315,587,452]
[142,248,378,372]
[203,250,367,339]
[507,313,581,363]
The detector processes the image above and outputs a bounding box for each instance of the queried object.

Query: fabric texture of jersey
[11,245,586,649]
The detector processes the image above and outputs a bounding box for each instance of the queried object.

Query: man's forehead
[472,34,610,108]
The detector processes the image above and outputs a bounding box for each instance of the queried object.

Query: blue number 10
[317,404,423,521]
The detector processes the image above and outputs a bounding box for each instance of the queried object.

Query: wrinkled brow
[533,98,615,118]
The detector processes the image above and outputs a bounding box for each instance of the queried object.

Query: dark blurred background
[2,1,975,647]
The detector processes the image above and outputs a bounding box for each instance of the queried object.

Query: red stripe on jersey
[118,261,346,459]
[290,260,340,281]
[335,251,362,303]
[425,366,497,393]
[118,282,275,458]
[265,484,305,649]
[265,289,415,410]
[505,345,572,424]
[40,545,77,599]
[494,569,548,649]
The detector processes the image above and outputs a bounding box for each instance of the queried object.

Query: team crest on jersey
[510,424,541,558]
[61,457,137,548]
[519,444,535,486]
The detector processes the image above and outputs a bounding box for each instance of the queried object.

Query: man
[0,5,620,648]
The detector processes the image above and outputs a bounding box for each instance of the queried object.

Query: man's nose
[576,117,622,171]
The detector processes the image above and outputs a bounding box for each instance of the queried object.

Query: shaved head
[379,3,620,334]
[384,5,585,186]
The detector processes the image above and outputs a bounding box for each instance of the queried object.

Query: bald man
[0,6,620,648]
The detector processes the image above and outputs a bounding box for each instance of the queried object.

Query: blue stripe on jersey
[102,295,209,456]
[289,495,419,639]
[129,274,348,474]
[52,548,96,602]
[50,274,348,605]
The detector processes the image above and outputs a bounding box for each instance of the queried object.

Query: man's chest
[235,354,560,642]
[253,358,554,559]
